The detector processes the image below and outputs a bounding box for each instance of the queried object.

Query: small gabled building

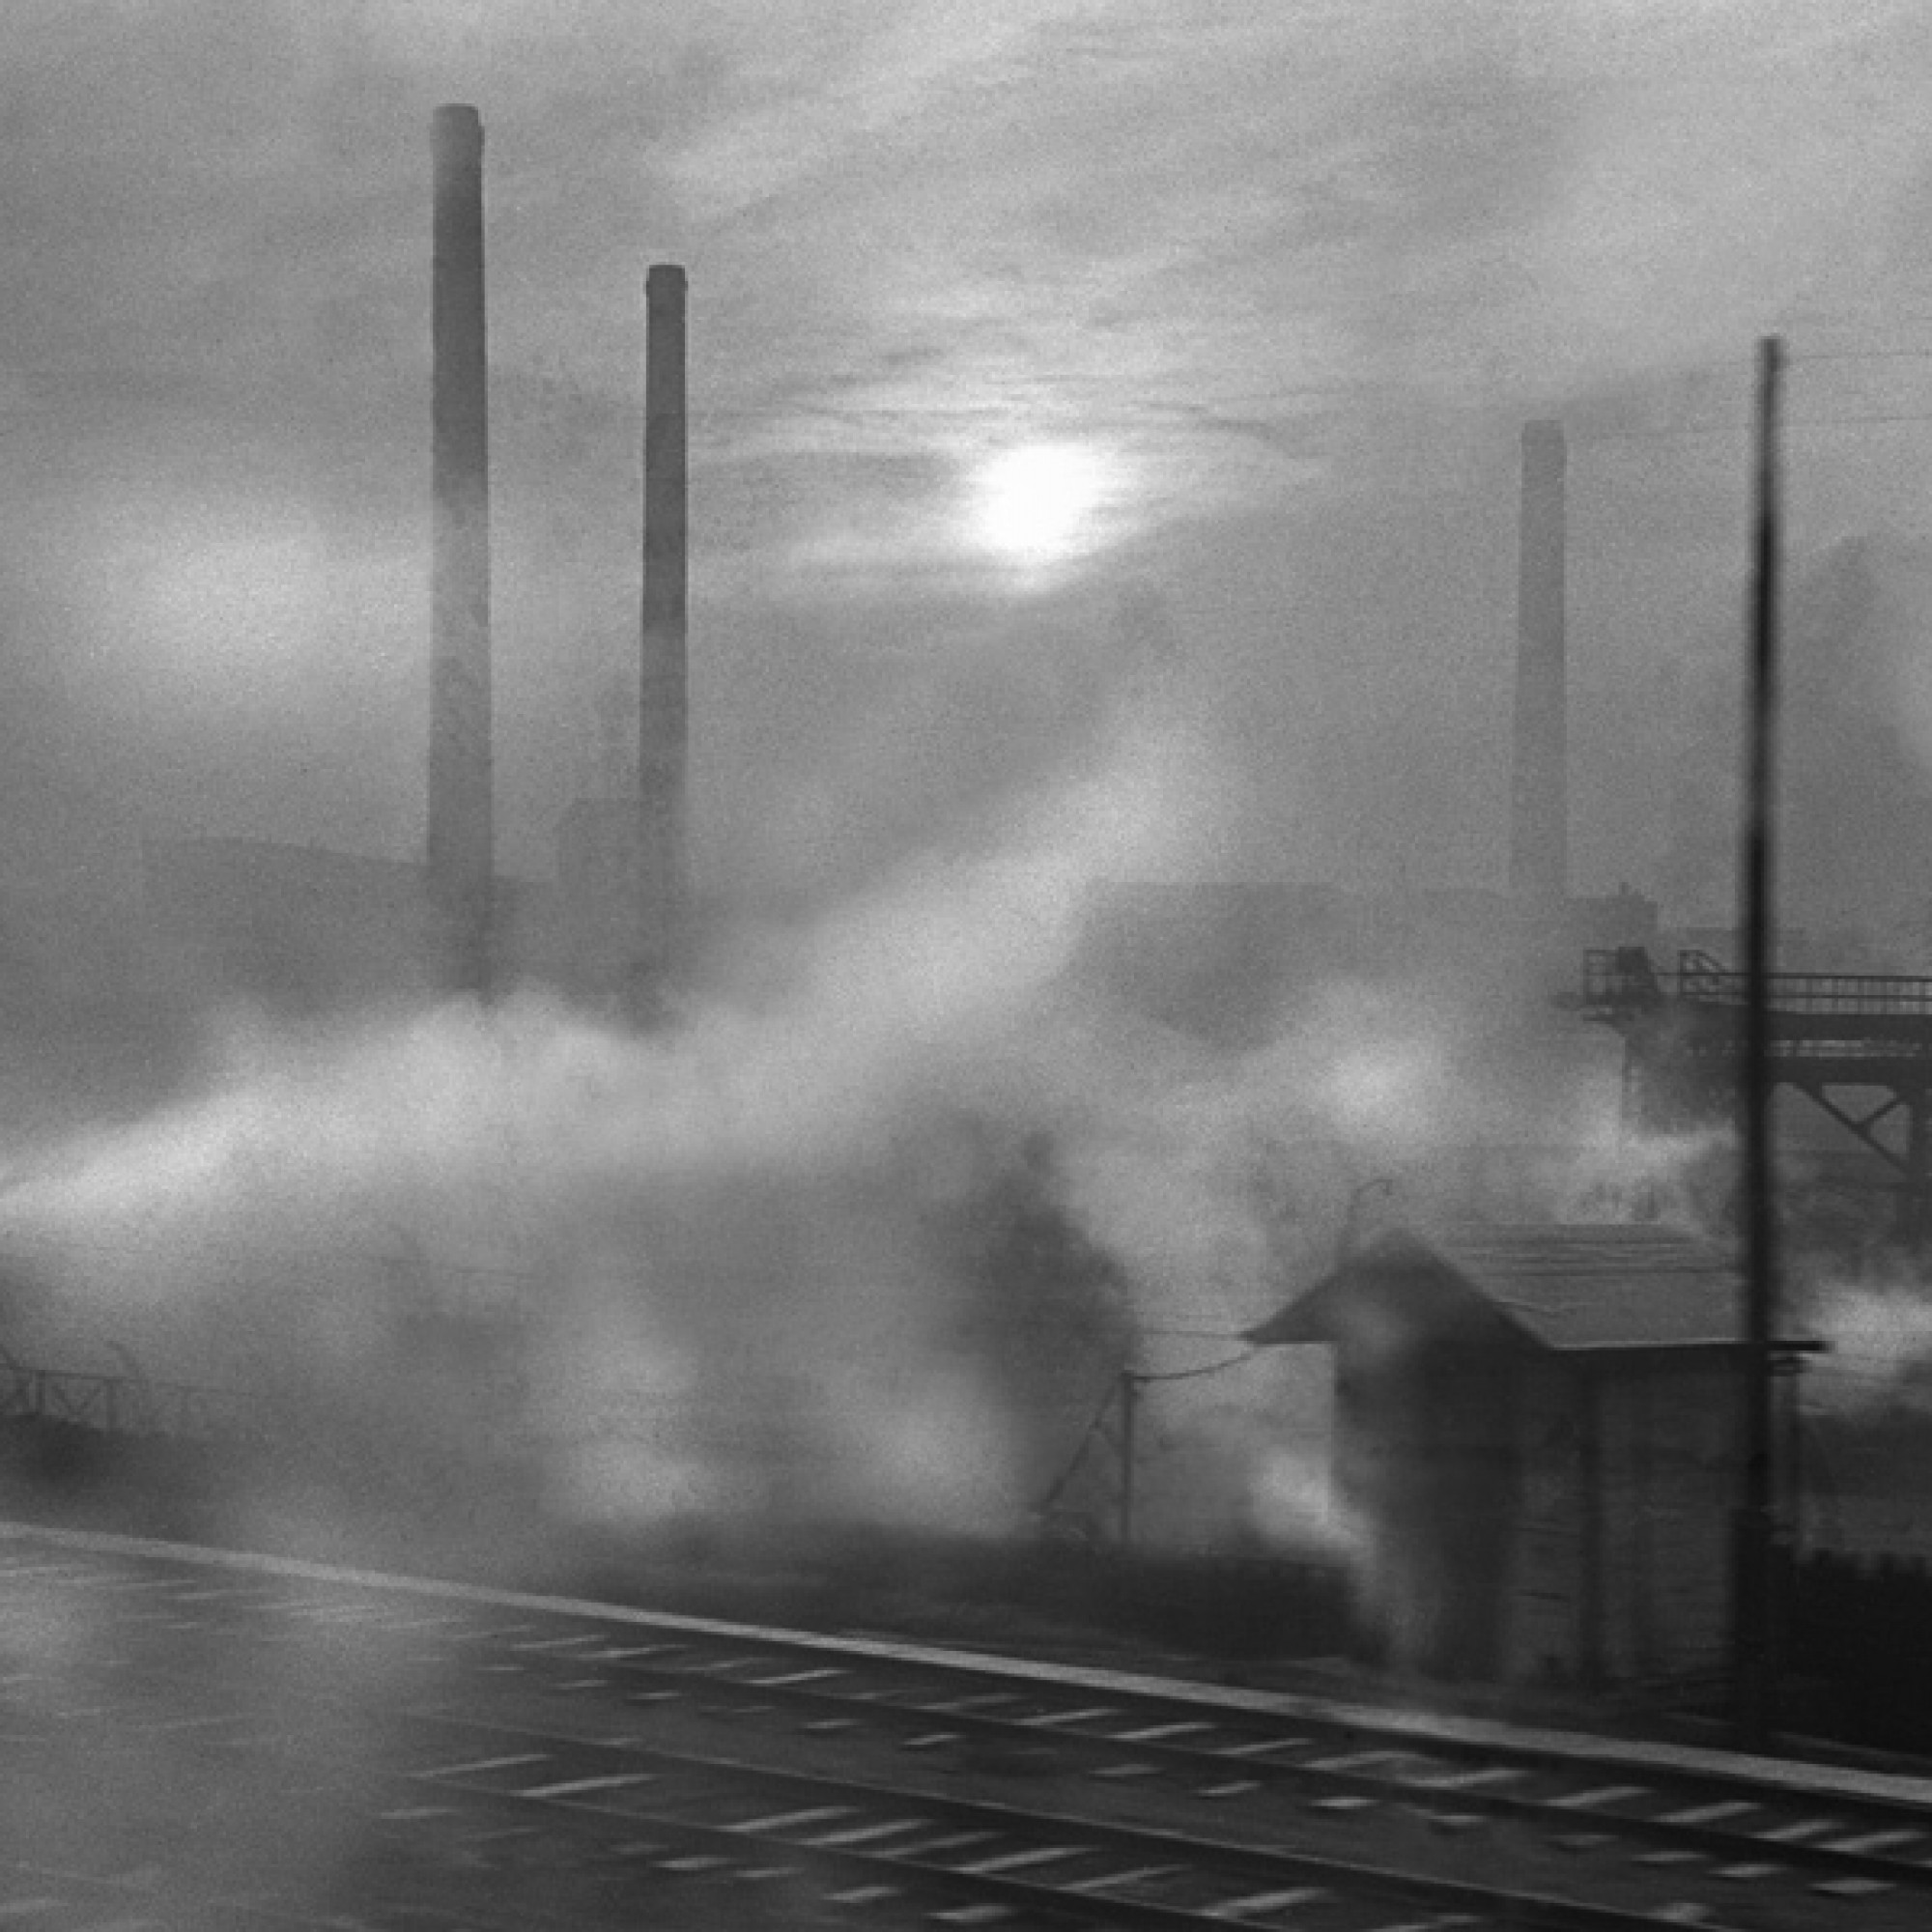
[1246,1223,1814,1687]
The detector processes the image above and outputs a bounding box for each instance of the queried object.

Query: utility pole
[1117,1370,1139,1548]
[1735,334,1784,1754]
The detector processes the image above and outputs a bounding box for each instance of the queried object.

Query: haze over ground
[0,1,1928,1555]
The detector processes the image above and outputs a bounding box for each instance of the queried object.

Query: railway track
[0,1522,1927,1929]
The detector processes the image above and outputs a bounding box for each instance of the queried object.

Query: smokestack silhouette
[428,104,494,995]
[1510,419,1567,900]
[636,263,688,1012]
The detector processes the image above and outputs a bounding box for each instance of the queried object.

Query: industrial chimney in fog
[636,263,688,1011]
[1511,419,1567,900]
[428,104,494,995]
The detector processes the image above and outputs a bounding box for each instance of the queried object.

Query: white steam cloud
[0,690,1263,1566]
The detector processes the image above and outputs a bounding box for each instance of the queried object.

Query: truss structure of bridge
[1571,947,1932,1242]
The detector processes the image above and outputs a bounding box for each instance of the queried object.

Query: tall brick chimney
[1511,419,1567,900]
[428,104,494,994]
[636,263,688,1009]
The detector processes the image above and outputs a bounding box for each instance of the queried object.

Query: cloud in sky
[0,0,1930,906]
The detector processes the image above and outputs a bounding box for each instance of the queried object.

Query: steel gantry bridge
[1573,946,1932,1243]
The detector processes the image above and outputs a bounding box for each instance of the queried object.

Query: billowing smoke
[1799,1277,1932,1414]
[0,656,1663,1578]
[0,685,1268,1571]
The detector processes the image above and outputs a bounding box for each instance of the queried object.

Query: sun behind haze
[969,441,1117,572]
[0,0,1928,916]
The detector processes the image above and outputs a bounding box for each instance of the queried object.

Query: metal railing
[1581,949,1932,1018]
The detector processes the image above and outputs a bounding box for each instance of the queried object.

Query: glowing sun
[970,441,1111,567]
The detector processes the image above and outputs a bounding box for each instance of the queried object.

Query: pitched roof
[1247,1222,1814,1354]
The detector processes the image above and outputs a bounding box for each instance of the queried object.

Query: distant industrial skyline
[1,4,1930,938]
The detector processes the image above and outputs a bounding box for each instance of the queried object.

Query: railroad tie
[1408,1764,1524,1791]
[1821,1828,1921,1855]
[421,1751,548,1779]
[1659,1800,1755,1826]
[733,1804,854,1834]
[518,1772,657,1800]
[954,1844,1089,1876]
[804,1819,931,1849]
[1205,1883,1329,1918]
[1305,1748,1410,1774]
[1062,1864,1185,1893]
[1024,1704,1119,1726]
[1752,1817,1836,1843]
[828,1884,902,1907]
[885,1832,1000,1860]
[1550,1782,1646,1809]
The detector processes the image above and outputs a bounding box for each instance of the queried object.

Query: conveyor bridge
[1572,947,1932,1242]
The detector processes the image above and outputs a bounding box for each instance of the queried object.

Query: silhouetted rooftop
[1247,1222,1819,1354]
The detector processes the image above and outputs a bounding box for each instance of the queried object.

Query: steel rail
[405,1704,1755,1932]
[469,1627,1932,1893]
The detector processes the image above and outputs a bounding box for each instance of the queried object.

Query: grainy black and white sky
[7,0,1932,929]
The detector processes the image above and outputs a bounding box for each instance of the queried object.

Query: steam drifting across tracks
[1,1522,1926,1928]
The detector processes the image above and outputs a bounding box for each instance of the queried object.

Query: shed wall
[1337,1341,1520,1677]
[1504,1359,1586,1681]
[1597,1355,1737,1679]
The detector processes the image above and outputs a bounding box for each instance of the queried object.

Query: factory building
[141,836,574,1014]
[1247,1222,1815,1686]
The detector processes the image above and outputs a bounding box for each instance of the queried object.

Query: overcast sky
[5,0,1932,925]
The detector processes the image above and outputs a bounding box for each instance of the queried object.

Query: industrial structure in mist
[69,105,1924,1717]
[422,103,688,1011]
